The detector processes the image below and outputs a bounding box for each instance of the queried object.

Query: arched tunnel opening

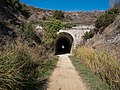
[55,32,73,55]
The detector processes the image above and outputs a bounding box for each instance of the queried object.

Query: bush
[82,30,95,40]
[83,7,120,40]
[75,46,120,89]
[95,7,119,32]
[95,13,115,28]
[47,18,63,31]
[44,19,63,50]
[52,10,64,20]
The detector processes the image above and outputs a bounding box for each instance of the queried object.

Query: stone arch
[55,32,74,55]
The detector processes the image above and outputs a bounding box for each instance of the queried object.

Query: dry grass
[74,46,120,89]
[70,56,110,90]
[0,44,58,90]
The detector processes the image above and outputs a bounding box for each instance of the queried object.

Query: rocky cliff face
[85,15,120,59]
[0,1,37,52]
[0,0,27,25]
[0,0,23,49]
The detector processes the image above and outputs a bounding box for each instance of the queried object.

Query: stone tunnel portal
[55,32,73,55]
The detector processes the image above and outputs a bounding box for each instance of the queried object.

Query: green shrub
[44,19,63,50]
[82,30,95,40]
[83,7,120,40]
[52,10,64,20]
[48,19,63,31]
[95,8,119,32]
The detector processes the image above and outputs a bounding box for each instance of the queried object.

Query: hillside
[28,6,103,25]
[0,1,58,90]
[0,1,103,51]
[0,0,44,51]
[85,12,120,59]
[74,5,120,89]
[1,0,119,90]
[0,0,27,50]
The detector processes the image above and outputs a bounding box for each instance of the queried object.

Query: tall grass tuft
[0,47,39,90]
[0,45,58,90]
[75,46,120,89]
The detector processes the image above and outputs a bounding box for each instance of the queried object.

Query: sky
[20,0,110,11]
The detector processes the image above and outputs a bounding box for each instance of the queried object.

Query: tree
[95,7,119,30]
[44,18,63,50]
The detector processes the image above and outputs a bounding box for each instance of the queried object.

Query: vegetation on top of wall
[63,23,76,29]
[82,30,95,41]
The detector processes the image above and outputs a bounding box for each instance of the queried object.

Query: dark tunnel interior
[55,33,73,55]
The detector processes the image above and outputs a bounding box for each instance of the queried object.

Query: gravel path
[47,54,87,90]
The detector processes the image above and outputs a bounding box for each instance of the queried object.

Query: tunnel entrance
[55,32,73,55]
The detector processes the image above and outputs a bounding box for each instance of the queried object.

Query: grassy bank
[70,56,110,90]
[0,45,58,90]
[73,46,120,90]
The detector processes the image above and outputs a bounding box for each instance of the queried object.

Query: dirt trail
[47,54,87,90]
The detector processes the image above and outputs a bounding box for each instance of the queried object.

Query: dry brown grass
[0,43,57,90]
[75,46,120,89]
